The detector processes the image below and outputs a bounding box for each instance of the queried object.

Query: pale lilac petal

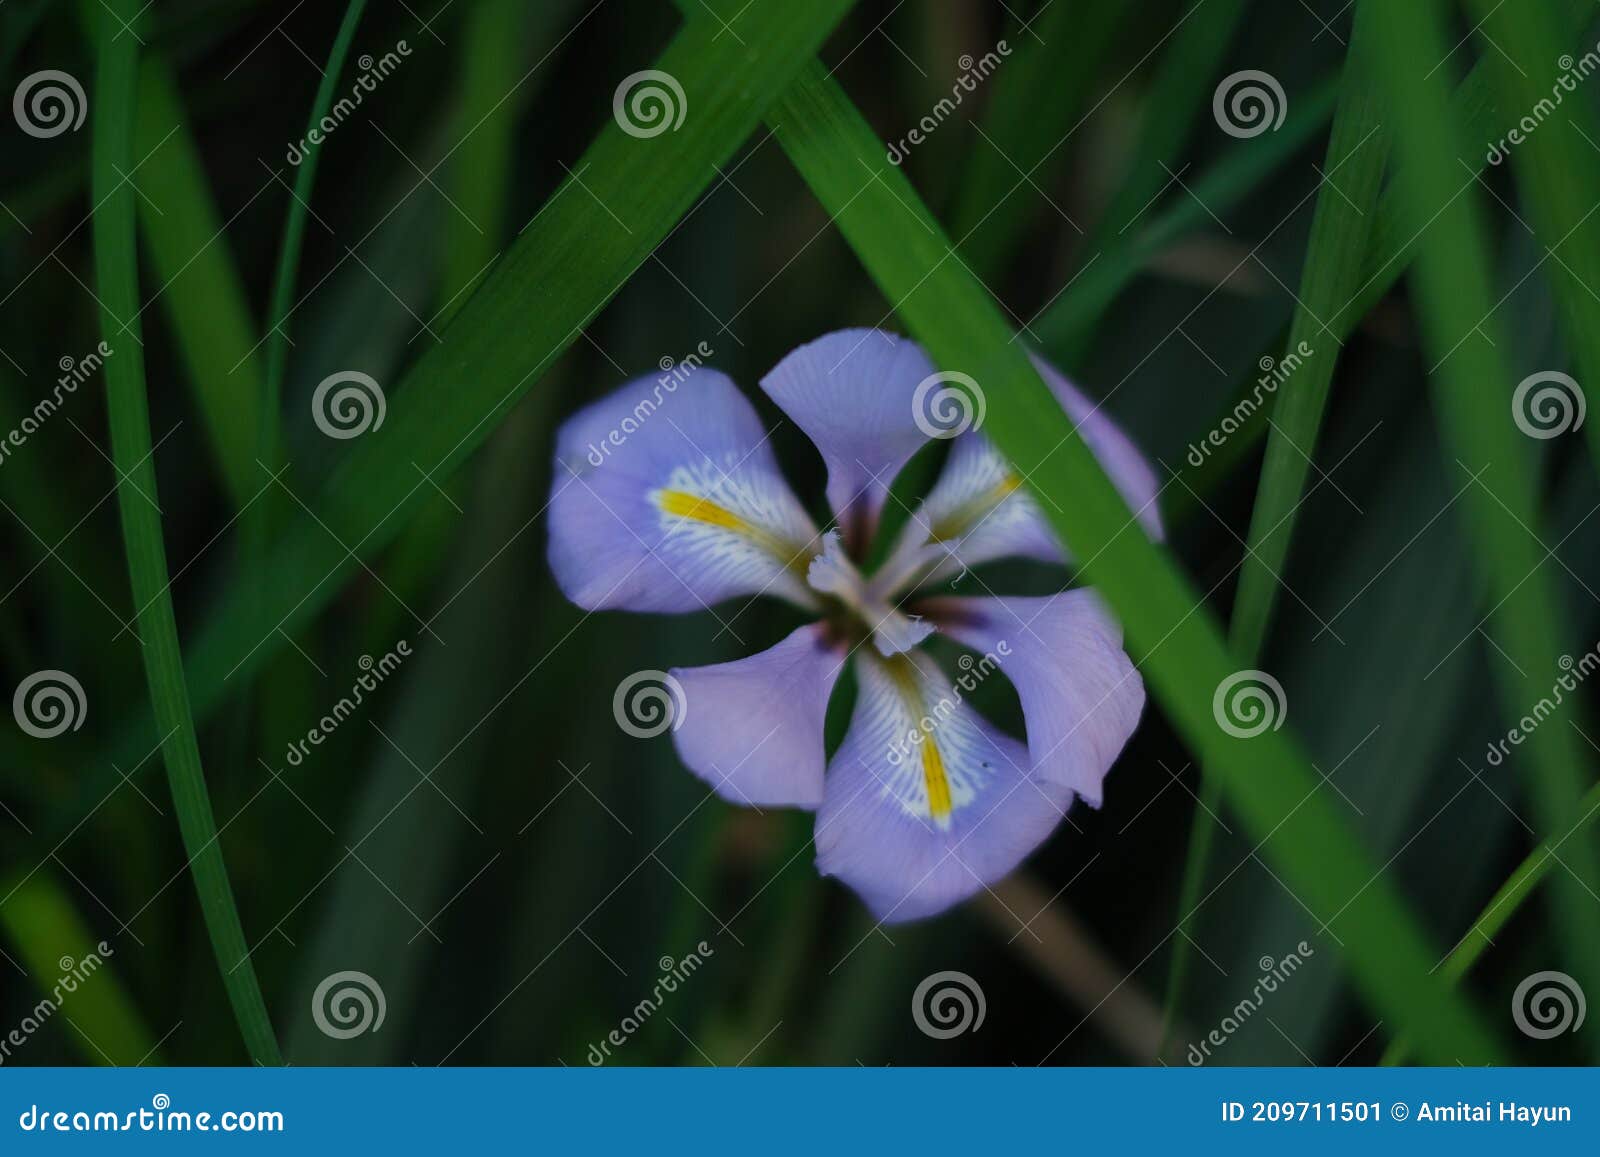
[670,624,846,808]
[882,355,1162,587]
[926,591,1144,808]
[758,329,935,542]
[548,367,819,613]
[814,649,1074,923]
[1036,355,1164,542]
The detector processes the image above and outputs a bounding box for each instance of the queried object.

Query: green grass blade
[757,54,1499,1063]
[1370,0,1600,1011]
[948,0,1125,278]
[0,871,159,1065]
[1382,777,1600,1064]
[90,0,280,1065]
[255,0,369,490]
[437,0,548,316]
[1466,0,1600,471]
[132,58,262,510]
[1160,0,1392,1047]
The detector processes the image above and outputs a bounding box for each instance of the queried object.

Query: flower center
[805,531,933,657]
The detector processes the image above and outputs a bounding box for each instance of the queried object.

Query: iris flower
[548,330,1162,921]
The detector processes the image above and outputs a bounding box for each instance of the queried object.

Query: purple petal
[758,329,935,543]
[881,355,1162,586]
[814,649,1074,923]
[548,366,820,613]
[1035,355,1164,542]
[927,591,1144,807]
[670,624,846,809]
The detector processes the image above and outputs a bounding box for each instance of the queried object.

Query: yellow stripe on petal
[656,488,753,533]
[922,739,953,830]
[928,473,1023,543]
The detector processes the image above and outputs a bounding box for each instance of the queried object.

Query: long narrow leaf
[755,55,1498,1062]
[1161,0,1392,1044]
[1369,0,1600,1013]
[1383,777,1600,1064]
[89,0,280,1065]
